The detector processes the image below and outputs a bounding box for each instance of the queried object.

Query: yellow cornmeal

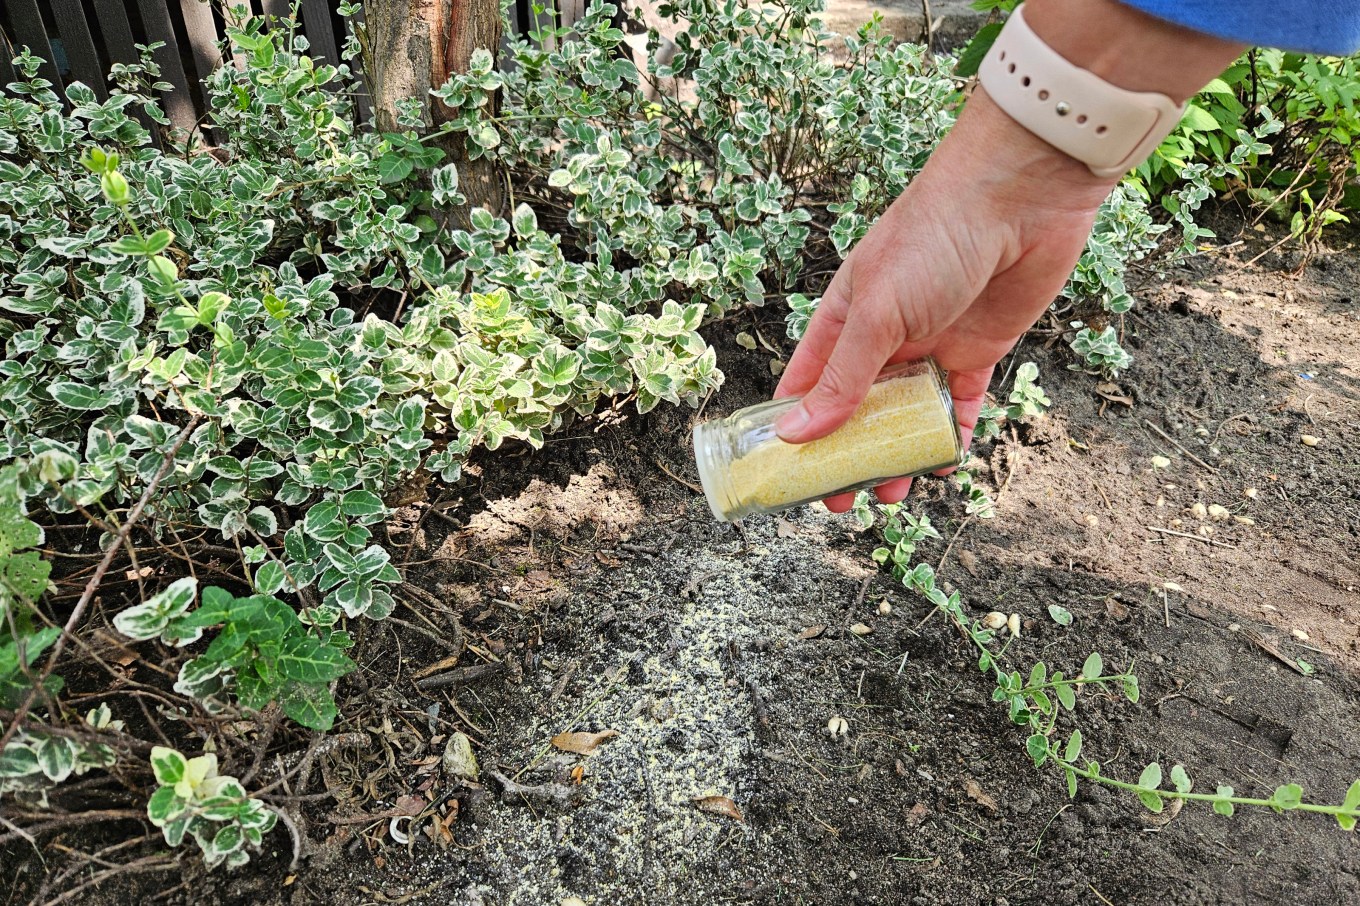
[729,372,959,510]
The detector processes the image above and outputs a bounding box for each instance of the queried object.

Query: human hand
[772,0,1243,514]
[773,88,1117,512]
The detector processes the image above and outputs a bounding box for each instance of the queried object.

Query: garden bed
[70,219,1357,906]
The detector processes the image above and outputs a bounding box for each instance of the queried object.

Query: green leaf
[377,153,413,184]
[48,381,116,411]
[955,22,1002,78]
[302,501,345,542]
[1056,683,1077,711]
[1025,733,1048,766]
[277,635,353,684]
[147,255,178,287]
[34,735,77,782]
[1271,783,1303,811]
[1180,103,1220,133]
[1138,762,1163,791]
[1064,729,1083,763]
[1138,790,1165,813]
[1081,652,1104,681]
[1170,764,1192,794]
[340,490,384,518]
[1213,785,1236,817]
[144,229,174,254]
[150,746,187,785]
[1065,767,1078,799]
[1047,604,1073,626]
[146,785,186,825]
[279,681,338,730]
[1336,779,1360,830]
[1122,675,1140,703]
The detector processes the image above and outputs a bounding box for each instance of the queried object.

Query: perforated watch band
[978,5,1185,179]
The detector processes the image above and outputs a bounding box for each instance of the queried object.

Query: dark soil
[9,225,1359,905]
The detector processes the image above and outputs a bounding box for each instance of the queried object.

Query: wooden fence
[0,1,558,138]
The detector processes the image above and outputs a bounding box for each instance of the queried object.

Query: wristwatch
[978,4,1186,178]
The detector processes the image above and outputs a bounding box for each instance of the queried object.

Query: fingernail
[775,403,811,441]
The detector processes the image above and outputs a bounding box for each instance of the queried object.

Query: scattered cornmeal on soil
[728,371,959,511]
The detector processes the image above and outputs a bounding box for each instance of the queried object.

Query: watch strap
[978,5,1185,178]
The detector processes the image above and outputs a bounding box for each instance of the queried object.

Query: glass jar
[692,357,965,521]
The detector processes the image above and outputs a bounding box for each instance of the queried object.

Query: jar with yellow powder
[692,358,965,521]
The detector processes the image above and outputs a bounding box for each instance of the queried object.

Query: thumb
[774,292,910,444]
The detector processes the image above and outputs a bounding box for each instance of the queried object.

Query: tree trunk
[362,0,504,227]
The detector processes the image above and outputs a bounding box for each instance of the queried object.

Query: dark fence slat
[298,0,341,67]
[5,0,63,91]
[91,0,139,69]
[0,32,17,91]
[260,0,292,21]
[177,0,222,86]
[346,4,372,123]
[50,0,108,99]
[135,0,198,132]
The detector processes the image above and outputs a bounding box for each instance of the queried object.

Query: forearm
[1024,0,1245,101]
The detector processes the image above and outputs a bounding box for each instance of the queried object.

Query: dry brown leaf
[904,802,930,826]
[414,652,462,679]
[693,795,744,821]
[797,624,826,640]
[394,794,427,816]
[1104,597,1130,622]
[570,764,586,785]
[551,729,619,755]
[1095,382,1134,406]
[964,778,998,812]
[775,517,798,538]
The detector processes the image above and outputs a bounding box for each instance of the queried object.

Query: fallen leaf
[769,359,786,377]
[775,517,798,538]
[964,778,998,812]
[693,795,744,821]
[394,794,427,816]
[570,764,585,785]
[735,331,757,350]
[1104,597,1129,621]
[594,551,622,568]
[904,802,930,826]
[551,729,619,755]
[1095,382,1134,406]
[797,624,826,640]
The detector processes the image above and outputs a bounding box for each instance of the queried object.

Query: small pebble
[849,623,872,636]
[1301,434,1320,447]
[1084,514,1100,528]
[878,601,892,616]
[1207,504,1230,521]
[1244,487,1259,499]
[1227,623,1240,632]
[1291,629,1310,642]
[1189,502,1208,520]
[1233,515,1256,526]
[1163,582,1184,593]
[1151,455,1172,469]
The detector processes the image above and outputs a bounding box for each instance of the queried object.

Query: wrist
[948,87,1119,208]
[1023,0,1245,102]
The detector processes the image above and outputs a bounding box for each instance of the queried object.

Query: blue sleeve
[1117,1,1360,55]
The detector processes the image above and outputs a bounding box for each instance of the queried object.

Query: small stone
[1301,434,1321,447]
[1261,603,1278,612]
[1084,514,1100,528]
[442,732,479,781]
[1150,455,1172,470]
[1162,582,1184,593]
[1195,427,1210,436]
[878,601,892,616]
[1233,515,1256,526]
[1170,518,1183,528]
[827,716,850,739]
[1189,502,1208,520]
[1291,629,1310,642]
[849,622,872,636]
[981,612,1008,630]
[1155,495,1166,507]
[1007,613,1022,638]
[1227,623,1240,632]
[1244,487,1259,499]
[1207,504,1230,521]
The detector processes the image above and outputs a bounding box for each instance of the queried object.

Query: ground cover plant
[2,0,1358,895]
